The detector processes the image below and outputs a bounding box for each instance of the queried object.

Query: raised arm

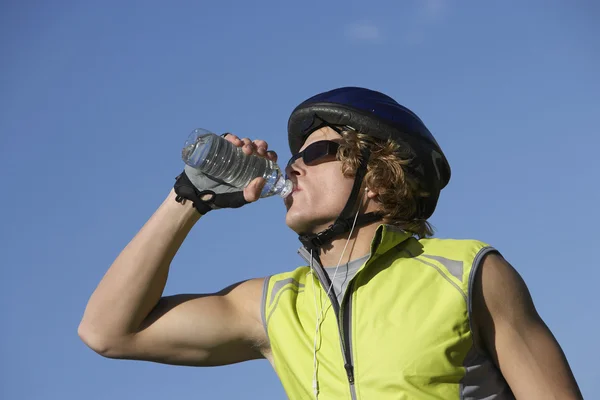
[78,135,275,366]
[472,252,583,399]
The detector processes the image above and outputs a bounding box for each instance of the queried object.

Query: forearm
[79,189,201,343]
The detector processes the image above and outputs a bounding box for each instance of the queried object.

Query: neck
[316,221,381,267]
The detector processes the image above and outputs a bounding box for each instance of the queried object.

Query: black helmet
[287,87,451,252]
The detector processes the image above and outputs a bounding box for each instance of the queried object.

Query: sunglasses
[286,140,340,169]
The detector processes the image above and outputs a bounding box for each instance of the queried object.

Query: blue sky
[1,1,598,398]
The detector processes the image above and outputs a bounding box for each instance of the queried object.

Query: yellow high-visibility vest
[262,224,514,399]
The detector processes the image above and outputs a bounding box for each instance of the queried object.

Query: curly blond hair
[336,128,435,238]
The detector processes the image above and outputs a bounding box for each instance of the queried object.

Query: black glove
[174,165,249,215]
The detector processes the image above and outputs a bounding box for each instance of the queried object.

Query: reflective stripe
[270,278,305,306]
[467,247,497,324]
[460,346,515,399]
[467,247,499,355]
[460,246,515,399]
[260,276,271,339]
[266,286,305,327]
[414,256,467,302]
[422,254,464,281]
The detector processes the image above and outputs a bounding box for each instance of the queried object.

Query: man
[79,87,582,399]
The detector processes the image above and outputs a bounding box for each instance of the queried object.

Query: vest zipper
[310,261,357,399]
[342,282,355,385]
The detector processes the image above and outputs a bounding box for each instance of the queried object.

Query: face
[284,127,356,234]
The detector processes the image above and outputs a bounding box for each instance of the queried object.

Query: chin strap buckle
[298,213,383,254]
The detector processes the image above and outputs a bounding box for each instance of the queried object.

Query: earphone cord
[311,189,366,399]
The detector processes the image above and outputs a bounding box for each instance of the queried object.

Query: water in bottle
[182,128,293,198]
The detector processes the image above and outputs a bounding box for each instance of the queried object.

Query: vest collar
[370,224,413,257]
[297,224,413,266]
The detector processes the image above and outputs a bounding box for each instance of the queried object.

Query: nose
[285,159,303,180]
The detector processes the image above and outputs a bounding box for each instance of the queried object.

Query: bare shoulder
[163,276,269,353]
[220,276,268,348]
[216,276,266,315]
[210,276,269,353]
[471,252,583,398]
[474,252,535,319]
[228,277,272,359]
[471,252,538,351]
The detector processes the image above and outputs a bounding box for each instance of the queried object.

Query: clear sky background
[1,1,598,399]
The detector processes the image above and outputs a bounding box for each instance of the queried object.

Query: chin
[286,210,334,235]
[285,213,307,234]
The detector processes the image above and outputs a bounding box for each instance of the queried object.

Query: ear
[365,187,378,200]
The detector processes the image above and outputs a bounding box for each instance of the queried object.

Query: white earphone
[310,205,362,399]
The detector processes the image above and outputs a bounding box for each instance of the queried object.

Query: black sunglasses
[286,140,340,169]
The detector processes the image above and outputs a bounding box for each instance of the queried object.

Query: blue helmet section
[287,86,451,219]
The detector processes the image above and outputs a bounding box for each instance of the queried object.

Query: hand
[174,133,278,214]
[222,133,279,202]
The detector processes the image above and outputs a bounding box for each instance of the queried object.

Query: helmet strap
[298,146,383,255]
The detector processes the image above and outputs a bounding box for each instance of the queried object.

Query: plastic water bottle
[182,128,293,198]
